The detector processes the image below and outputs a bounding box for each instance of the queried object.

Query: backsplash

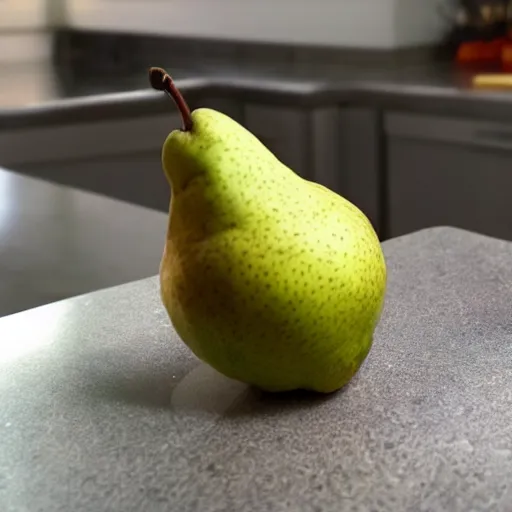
[52,28,440,79]
[0,0,48,30]
[67,0,447,49]
[0,0,449,64]
[0,0,63,62]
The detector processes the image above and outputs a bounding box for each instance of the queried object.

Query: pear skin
[151,67,387,393]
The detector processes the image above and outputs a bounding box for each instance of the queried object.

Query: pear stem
[149,66,193,132]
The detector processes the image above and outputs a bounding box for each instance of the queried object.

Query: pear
[150,67,387,393]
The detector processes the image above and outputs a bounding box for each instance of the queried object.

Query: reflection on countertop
[0,166,168,318]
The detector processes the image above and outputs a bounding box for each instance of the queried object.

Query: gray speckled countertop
[1,226,512,511]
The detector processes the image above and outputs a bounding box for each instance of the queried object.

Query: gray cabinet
[385,112,512,241]
[243,104,311,179]
[338,107,382,235]
[0,98,242,212]
[0,114,180,211]
[243,103,340,195]
[20,152,170,212]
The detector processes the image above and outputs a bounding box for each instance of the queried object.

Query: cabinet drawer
[338,107,381,232]
[386,112,512,241]
[19,151,170,212]
[387,138,512,241]
[0,114,181,211]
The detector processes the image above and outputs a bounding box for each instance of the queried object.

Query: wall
[66,0,447,49]
[394,0,449,47]
[0,0,62,62]
[0,0,448,61]
[0,0,47,30]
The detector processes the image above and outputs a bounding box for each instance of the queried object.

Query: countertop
[3,57,512,129]
[1,226,512,511]
[0,166,168,318]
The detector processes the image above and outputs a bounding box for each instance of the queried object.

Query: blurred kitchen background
[1,0,512,318]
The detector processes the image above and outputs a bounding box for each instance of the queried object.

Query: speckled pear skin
[159,108,387,393]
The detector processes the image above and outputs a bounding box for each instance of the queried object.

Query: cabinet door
[243,104,310,179]
[19,151,170,212]
[0,113,180,211]
[338,107,382,235]
[0,113,180,167]
[386,113,512,241]
[311,106,341,193]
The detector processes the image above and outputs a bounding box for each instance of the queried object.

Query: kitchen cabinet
[243,103,340,192]
[0,97,243,211]
[310,106,342,192]
[19,152,170,212]
[0,114,179,211]
[385,112,512,241]
[243,104,312,179]
[338,107,382,235]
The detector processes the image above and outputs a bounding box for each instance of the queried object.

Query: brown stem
[149,67,193,132]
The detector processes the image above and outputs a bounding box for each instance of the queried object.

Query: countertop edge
[4,76,512,130]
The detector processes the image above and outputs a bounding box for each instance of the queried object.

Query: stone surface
[1,226,512,511]
[0,167,167,317]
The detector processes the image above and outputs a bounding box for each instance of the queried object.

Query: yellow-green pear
[150,67,387,393]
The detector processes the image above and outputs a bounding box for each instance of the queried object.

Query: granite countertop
[0,166,168,318]
[3,56,512,129]
[1,226,512,511]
